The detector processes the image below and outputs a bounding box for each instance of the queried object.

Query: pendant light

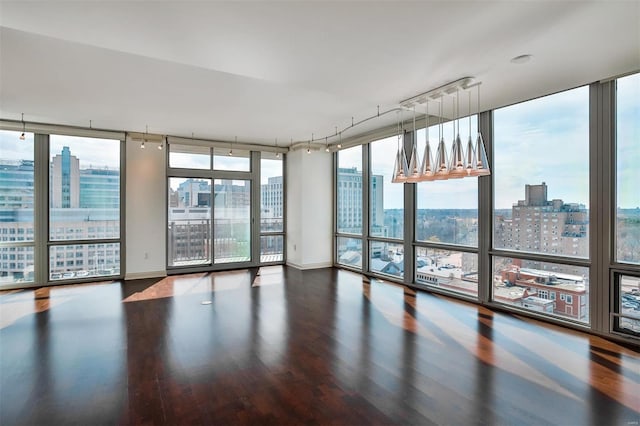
[472,84,491,176]
[420,99,434,180]
[433,100,449,180]
[391,110,408,183]
[275,138,280,158]
[465,90,477,175]
[406,107,422,182]
[325,137,330,152]
[448,91,465,179]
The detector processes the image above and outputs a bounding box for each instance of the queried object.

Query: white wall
[286,149,333,269]
[125,137,167,279]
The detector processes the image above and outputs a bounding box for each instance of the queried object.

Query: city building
[1,149,120,280]
[261,175,283,221]
[495,182,589,258]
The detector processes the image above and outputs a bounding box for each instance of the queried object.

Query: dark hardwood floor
[1,266,638,425]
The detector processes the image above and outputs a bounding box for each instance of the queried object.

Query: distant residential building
[498,262,588,320]
[495,182,588,257]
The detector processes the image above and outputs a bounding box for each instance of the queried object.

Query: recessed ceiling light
[511,54,532,64]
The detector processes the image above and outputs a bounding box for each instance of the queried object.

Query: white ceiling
[1,1,639,147]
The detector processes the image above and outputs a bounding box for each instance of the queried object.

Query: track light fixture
[229,136,236,156]
[19,113,25,140]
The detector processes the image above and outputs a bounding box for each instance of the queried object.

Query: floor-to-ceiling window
[415,116,479,297]
[48,135,122,280]
[0,128,124,288]
[260,153,284,263]
[369,136,404,278]
[492,86,590,323]
[613,72,640,336]
[336,145,363,269]
[0,130,35,286]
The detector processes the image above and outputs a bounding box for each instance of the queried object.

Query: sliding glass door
[167,143,285,273]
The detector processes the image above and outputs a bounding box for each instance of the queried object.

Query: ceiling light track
[296,77,480,153]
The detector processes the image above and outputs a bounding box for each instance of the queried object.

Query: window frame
[166,145,286,274]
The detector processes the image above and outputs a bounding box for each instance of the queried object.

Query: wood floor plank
[0,266,638,425]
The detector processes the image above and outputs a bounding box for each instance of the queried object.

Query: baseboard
[125,270,167,280]
[286,261,333,270]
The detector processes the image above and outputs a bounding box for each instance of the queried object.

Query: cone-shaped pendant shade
[433,138,449,180]
[448,133,466,179]
[406,141,422,182]
[471,132,491,176]
[420,140,435,181]
[465,135,477,175]
[391,145,409,183]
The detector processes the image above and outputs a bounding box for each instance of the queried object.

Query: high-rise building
[336,167,383,234]
[51,146,80,208]
[261,175,283,220]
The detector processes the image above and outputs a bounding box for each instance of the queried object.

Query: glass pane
[213,148,250,171]
[214,179,251,263]
[337,146,362,235]
[618,274,640,334]
[493,256,589,323]
[370,136,404,239]
[0,246,35,286]
[369,241,403,278]
[0,130,34,242]
[261,157,283,232]
[49,242,120,281]
[168,177,212,266]
[493,87,589,258]
[616,73,640,264]
[169,144,211,169]
[416,247,478,297]
[49,135,121,240]
[260,235,283,263]
[416,118,478,246]
[337,237,362,269]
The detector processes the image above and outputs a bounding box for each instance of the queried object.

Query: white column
[286,148,333,269]
[125,136,167,279]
